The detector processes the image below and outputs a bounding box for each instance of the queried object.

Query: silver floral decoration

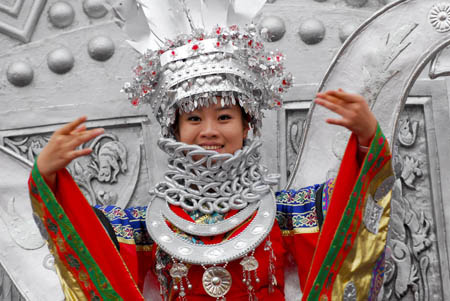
[429,3,450,33]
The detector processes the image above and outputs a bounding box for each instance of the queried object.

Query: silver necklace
[146,138,279,299]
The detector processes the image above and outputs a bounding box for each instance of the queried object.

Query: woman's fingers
[68,148,93,160]
[66,128,104,149]
[324,90,361,103]
[316,92,344,105]
[326,118,348,127]
[315,97,349,117]
[71,124,87,134]
[56,116,87,135]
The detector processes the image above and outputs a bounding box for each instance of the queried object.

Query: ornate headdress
[120,0,292,137]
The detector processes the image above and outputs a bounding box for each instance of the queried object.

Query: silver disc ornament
[202,266,232,298]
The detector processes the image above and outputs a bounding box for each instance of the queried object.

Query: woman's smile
[200,144,225,151]
[176,101,249,155]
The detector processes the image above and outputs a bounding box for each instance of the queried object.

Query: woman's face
[176,102,249,155]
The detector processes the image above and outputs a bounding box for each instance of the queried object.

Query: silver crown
[123,24,292,137]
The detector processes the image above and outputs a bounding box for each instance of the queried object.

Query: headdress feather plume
[115,0,267,53]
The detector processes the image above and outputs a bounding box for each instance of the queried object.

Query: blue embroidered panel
[95,205,153,246]
[275,184,321,233]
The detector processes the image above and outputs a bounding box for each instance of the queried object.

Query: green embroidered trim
[307,124,387,300]
[31,164,123,300]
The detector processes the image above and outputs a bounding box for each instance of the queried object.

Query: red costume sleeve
[279,124,393,300]
[29,166,145,300]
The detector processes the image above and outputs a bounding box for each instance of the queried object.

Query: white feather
[201,0,230,31]
[183,0,204,30]
[228,0,266,27]
[138,0,191,43]
[113,0,268,53]
[123,2,150,43]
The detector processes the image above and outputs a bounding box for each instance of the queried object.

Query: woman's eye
[218,114,232,121]
[187,116,201,122]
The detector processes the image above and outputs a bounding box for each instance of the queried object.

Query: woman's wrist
[36,156,57,190]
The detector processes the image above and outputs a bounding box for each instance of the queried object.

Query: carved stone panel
[282,93,450,301]
[1,116,152,208]
[285,108,308,179]
[382,96,449,301]
[0,0,46,42]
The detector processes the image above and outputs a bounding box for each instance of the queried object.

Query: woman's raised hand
[36,116,104,189]
[314,89,377,147]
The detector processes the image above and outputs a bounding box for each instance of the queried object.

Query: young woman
[30,88,392,301]
[28,3,393,298]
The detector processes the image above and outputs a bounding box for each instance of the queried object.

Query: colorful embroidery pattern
[276,184,321,234]
[322,178,335,218]
[30,166,122,300]
[96,205,153,246]
[31,193,102,299]
[368,250,385,301]
[189,210,224,224]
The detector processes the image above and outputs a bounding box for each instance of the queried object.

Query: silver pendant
[202,266,232,298]
[169,262,192,298]
[240,256,259,271]
[169,262,188,278]
[240,254,260,299]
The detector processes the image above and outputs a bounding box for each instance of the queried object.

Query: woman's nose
[200,119,219,138]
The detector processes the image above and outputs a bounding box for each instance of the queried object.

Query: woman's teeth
[202,145,223,150]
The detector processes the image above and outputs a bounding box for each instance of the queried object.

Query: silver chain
[153,138,279,215]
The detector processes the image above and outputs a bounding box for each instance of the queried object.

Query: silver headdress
[121,0,293,137]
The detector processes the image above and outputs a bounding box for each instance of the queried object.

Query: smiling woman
[28,1,394,300]
[176,102,249,155]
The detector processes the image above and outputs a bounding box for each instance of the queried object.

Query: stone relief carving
[0,0,47,42]
[0,263,26,301]
[382,105,443,300]
[361,24,417,108]
[4,135,48,162]
[3,129,141,207]
[90,135,128,183]
[289,118,303,155]
[0,0,25,17]
[429,3,450,33]
[67,132,139,206]
[42,254,56,272]
[399,155,423,190]
[284,104,445,300]
[285,110,307,179]
[384,180,432,300]
[0,196,45,250]
[398,118,419,147]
